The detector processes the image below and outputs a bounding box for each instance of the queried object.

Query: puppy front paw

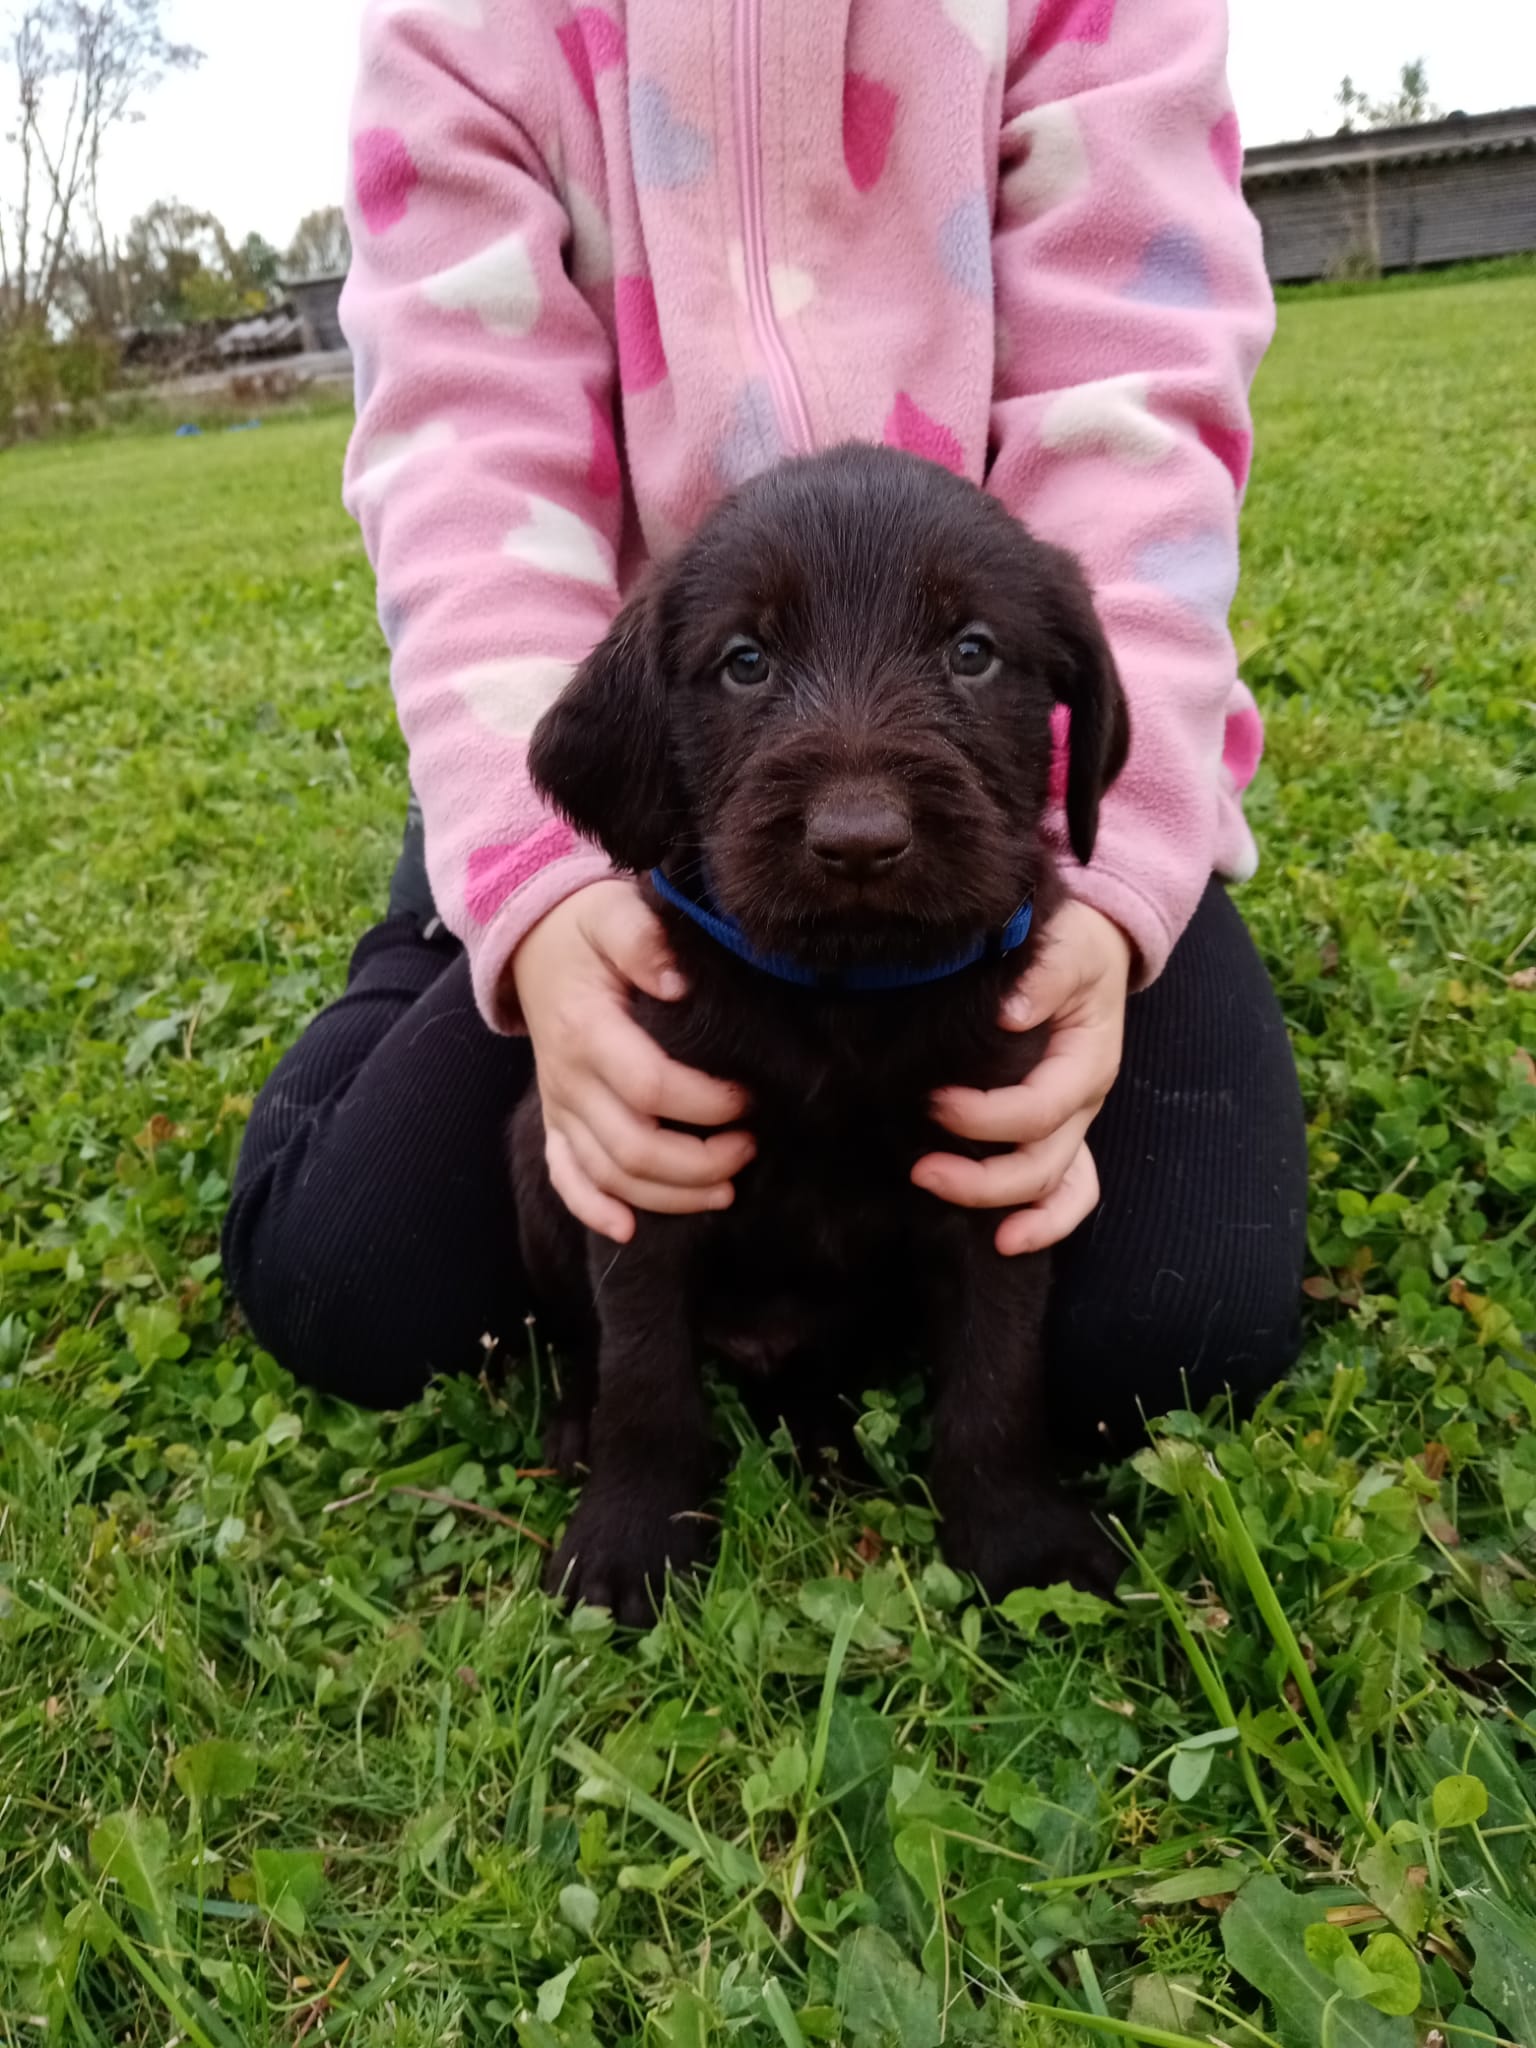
[940,1484,1120,1602]
[546,1478,714,1626]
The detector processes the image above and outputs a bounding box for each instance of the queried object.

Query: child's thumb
[595,886,687,1002]
[1000,941,1078,1033]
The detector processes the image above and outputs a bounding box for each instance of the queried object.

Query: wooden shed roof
[1243,105,1536,186]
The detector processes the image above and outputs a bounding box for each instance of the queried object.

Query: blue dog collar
[648,868,1032,993]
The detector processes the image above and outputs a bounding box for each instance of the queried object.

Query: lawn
[2,274,1535,2048]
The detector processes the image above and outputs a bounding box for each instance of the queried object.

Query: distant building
[1243,105,1536,283]
[284,271,348,354]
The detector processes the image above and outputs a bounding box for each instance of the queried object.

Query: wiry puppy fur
[512,444,1130,1622]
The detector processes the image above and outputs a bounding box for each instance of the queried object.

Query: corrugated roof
[1243,104,1536,184]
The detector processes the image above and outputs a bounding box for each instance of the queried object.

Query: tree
[285,204,351,280]
[239,231,283,296]
[113,199,274,325]
[54,209,280,332]
[1336,59,1440,134]
[1,2,202,327]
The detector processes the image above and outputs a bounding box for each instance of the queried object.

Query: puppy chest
[691,1178,918,1375]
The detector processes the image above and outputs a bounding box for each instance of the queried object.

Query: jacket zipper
[732,0,815,455]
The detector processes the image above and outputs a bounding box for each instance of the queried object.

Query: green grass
[2,275,1535,2047]
[1272,252,1536,302]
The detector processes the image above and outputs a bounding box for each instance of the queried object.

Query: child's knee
[1047,1244,1304,1457]
[221,1173,436,1409]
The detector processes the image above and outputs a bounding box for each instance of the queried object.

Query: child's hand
[511,880,755,1243]
[912,903,1132,1256]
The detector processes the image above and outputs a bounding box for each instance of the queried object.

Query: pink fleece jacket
[340,0,1274,1029]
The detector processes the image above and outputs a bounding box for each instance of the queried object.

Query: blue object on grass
[175,423,201,437]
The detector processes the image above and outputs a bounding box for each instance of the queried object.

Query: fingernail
[708,1187,733,1210]
[658,970,686,1000]
[1004,997,1033,1029]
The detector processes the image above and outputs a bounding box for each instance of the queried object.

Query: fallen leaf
[1508,967,1536,991]
[1421,1443,1449,1481]
[856,1526,883,1564]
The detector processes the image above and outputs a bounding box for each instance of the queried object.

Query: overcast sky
[94,0,1536,250]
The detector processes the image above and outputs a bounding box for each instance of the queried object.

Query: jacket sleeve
[988,0,1274,983]
[340,1,619,1030]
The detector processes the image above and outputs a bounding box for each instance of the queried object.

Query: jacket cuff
[1061,861,1182,991]
[464,848,618,1033]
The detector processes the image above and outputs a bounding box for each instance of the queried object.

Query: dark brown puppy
[512,444,1129,1622]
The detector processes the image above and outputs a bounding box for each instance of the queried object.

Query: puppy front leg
[925,1224,1118,1600]
[546,1220,717,1624]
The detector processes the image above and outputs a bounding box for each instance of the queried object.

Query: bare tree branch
[2,0,202,327]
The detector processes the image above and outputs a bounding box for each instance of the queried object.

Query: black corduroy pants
[222,879,1307,1455]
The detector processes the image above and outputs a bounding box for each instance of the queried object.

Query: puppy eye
[721,637,771,689]
[948,630,999,683]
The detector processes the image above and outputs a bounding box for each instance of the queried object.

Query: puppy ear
[527,584,678,871]
[1041,547,1130,867]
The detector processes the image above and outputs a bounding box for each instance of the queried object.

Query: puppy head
[530,445,1128,968]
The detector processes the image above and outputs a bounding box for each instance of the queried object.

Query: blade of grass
[85,1912,244,2048]
[792,1599,858,1895]
[1205,1472,1383,1844]
[560,1736,761,1890]
[1074,1949,1110,2019]
[1010,2001,1221,2048]
[1112,1516,1276,1838]
[761,1977,807,2047]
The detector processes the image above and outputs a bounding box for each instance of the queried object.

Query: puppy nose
[805,789,913,878]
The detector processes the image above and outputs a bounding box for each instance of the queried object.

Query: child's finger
[545,1124,634,1243]
[931,1035,1107,1146]
[910,1111,1091,1210]
[563,1115,737,1218]
[580,1079,755,1189]
[587,1009,748,1128]
[994,1145,1101,1256]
